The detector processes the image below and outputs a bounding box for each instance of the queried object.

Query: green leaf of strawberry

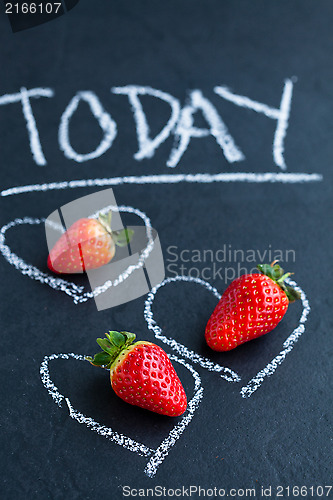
[112,228,135,248]
[88,351,112,367]
[205,261,301,352]
[257,261,301,302]
[86,331,187,417]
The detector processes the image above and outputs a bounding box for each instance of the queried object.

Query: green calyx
[85,331,136,369]
[257,261,301,303]
[98,210,134,247]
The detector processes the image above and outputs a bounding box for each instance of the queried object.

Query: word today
[0,80,294,169]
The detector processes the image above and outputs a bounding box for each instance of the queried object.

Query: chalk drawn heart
[144,275,310,397]
[40,352,203,478]
[0,205,154,304]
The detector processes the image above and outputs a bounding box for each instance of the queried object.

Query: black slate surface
[0,1,332,498]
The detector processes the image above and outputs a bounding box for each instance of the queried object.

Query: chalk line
[40,352,203,478]
[0,87,54,166]
[240,278,310,398]
[112,86,180,161]
[0,172,323,198]
[20,87,49,166]
[215,79,294,171]
[40,352,153,457]
[144,355,203,478]
[167,89,245,167]
[273,79,293,170]
[144,275,241,383]
[0,217,85,300]
[0,205,155,304]
[59,91,117,163]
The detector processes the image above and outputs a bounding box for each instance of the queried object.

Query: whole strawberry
[205,261,301,351]
[86,331,187,417]
[47,211,133,274]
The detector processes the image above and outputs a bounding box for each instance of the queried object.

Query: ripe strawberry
[205,262,301,351]
[86,331,187,417]
[47,211,133,274]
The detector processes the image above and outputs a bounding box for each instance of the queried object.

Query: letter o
[59,91,117,162]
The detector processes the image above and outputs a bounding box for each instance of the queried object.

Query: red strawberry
[47,211,133,274]
[86,331,187,417]
[205,262,301,351]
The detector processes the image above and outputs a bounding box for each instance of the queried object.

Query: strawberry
[205,261,301,351]
[47,211,133,274]
[86,331,187,417]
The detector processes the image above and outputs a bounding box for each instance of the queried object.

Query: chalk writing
[214,78,294,170]
[0,86,54,165]
[59,91,117,163]
[0,79,309,175]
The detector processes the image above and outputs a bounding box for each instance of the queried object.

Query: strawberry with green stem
[47,211,133,274]
[205,261,301,352]
[86,331,187,417]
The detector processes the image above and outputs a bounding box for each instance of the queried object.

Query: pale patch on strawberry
[47,211,133,274]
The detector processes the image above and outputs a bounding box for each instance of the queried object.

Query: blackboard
[0,1,332,498]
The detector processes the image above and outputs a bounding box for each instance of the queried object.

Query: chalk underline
[1,172,323,197]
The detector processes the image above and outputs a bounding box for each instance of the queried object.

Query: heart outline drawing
[0,204,155,304]
[40,274,310,478]
[40,352,203,478]
[144,274,310,398]
[1,182,312,478]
